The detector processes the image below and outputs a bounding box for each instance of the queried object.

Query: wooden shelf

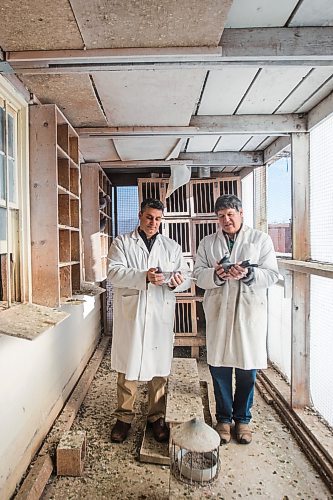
[81,163,112,282]
[30,104,81,307]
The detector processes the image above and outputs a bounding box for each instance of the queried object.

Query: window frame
[0,76,30,308]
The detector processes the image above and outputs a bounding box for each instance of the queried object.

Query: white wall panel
[225,0,299,28]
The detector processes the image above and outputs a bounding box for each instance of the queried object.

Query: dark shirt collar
[138,227,159,252]
[223,224,242,252]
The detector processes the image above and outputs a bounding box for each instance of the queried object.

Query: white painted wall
[0,295,102,499]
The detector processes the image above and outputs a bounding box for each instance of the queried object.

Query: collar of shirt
[138,227,159,252]
[223,224,243,253]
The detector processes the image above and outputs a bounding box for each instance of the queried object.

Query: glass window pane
[0,106,4,153]
[267,157,292,255]
[7,113,15,158]
[8,158,16,204]
[0,154,5,201]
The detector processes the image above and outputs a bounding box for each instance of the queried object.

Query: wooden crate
[161,219,192,256]
[216,177,241,197]
[174,298,197,336]
[192,219,218,256]
[138,178,190,217]
[190,179,218,217]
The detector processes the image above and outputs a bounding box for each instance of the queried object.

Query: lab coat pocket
[162,295,176,325]
[121,293,139,320]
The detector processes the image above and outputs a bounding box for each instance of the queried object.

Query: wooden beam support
[76,114,306,139]
[101,151,263,168]
[4,28,333,74]
[290,132,311,409]
[308,90,333,131]
[278,259,333,280]
[179,151,263,166]
[264,136,291,164]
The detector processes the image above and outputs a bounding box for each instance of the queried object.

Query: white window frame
[0,76,30,307]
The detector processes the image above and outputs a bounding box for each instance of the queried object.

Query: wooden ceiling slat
[69,0,233,49]
[19,74,107,127]
[0,0,83,51]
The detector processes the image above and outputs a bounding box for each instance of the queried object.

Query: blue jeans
[209,366,257,424]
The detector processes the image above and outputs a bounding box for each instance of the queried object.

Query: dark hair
[140,198,164,213]
[214,194,242,214]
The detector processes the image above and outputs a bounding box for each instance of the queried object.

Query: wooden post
[290,132,311,408]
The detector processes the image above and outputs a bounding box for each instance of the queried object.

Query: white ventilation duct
[198,166,211,178]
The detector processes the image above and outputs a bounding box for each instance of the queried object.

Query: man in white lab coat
[108,198,190,443]
[193,194,278,445]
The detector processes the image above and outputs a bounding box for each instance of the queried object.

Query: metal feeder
[171,417,220,484]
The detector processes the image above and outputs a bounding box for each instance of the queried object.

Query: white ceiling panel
[113,137,180,161]
[241,135,270,151]
[276,68,333,113]
[237,67,310,114]
[186,136,220,152]
[79,138,119,162]
[92,70,206,126]
[214,135,252,151]
[289,0,333,27]
[225,0,299,28]
[198,68,258,115]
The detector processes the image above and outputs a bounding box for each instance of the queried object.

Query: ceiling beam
[264,136,291,164]
[76,114,306,139]
[4,27,333,74]
[179,152,263,166]
[101,151,263,168]
[308,90,333,131]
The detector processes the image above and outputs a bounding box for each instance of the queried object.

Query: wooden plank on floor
[139,424,170,466]
[166,358,204,426]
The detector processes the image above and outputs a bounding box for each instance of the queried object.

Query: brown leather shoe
[151,418,169,443]
[111,419,131,443]
[235,423,252,444]
[215,422,231,444]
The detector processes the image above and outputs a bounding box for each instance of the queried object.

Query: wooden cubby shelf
[30,104,81,307]
[81,163,112,283]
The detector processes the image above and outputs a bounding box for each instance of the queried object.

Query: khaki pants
[114,372,167,424]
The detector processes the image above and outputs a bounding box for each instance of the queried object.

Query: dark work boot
[111,419,131,443]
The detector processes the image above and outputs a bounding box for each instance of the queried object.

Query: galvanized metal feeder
[171,417,220,484]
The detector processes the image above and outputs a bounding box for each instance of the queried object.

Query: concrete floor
[42,346,332,500]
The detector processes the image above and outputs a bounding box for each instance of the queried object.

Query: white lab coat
[108,229,191,381]
[193,225,279,370]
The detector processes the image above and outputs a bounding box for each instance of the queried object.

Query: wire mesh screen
[116,186,139,236]
[267,283,291,382]
[253,166,267,233]
[267,157,291,255]
[310,276,333,426]
[310,116,333,263]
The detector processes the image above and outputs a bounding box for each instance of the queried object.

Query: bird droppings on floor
[41,344,332,499]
